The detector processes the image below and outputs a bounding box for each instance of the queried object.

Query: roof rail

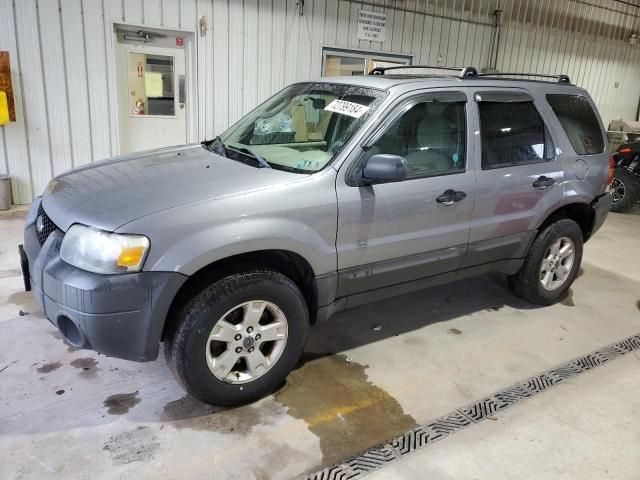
[368,65,478,79]
[476,72,572,84]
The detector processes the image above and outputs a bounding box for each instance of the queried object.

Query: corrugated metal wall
[1,0,640,204]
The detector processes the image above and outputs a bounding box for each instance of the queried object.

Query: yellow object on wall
[0,91,10,125]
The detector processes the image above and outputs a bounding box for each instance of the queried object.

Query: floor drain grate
[305,333,640,480]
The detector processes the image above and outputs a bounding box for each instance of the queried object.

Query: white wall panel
[0,0,33,202]
[38,0,73,177]
[14,0,52,197]
[212,0,229,135]
[200,0,214,137]
[143,0,162,26]
[228,0,244,125]
[60,0,92,168]
[271,0,286,91]
[243,0,259,112]
[256,0,274,102]
[162,0,180,28]
[179,0,197,31]
[124,0,144,24]
[82,0,112,161]
[104,0,124,154]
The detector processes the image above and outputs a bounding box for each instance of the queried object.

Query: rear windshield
[546,94,604,155]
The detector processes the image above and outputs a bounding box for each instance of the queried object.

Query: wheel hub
[205,300,288,384]
[539,236,575,291]
[611,177,625,203]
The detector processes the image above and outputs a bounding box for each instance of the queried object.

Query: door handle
[437,189,467,206]
[532,175,555,189]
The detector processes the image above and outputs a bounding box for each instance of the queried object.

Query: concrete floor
[0,206,639,480]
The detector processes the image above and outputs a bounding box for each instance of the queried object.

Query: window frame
[321,47,413,77]
[545,93,605,156]
[349,90,469,184]
[476,94,557,171]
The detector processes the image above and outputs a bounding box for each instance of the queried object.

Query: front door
[335,89,476,297]
[115,37,187,154]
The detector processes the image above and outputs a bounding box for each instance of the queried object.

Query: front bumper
[22,199,187,362]
[591,192,612,237]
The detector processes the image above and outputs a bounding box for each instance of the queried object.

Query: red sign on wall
[176,37,184,46]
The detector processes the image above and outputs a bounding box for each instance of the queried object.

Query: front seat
[405,112,452,175]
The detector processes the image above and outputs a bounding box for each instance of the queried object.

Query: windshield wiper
[204,136,227,157]
[236,147,272,169]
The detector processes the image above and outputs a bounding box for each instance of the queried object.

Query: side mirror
[361,154,408,185]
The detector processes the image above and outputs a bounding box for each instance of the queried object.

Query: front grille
[36,204,58,245]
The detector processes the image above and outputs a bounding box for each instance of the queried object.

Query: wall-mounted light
[200,16,208,37]
[628,33,638,45]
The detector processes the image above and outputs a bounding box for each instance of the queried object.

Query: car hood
[41,144,301,232]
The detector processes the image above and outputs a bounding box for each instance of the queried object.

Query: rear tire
[610,168,639,213]
[164,269,308,406]
[509,219,583,306]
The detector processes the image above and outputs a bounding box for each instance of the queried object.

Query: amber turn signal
[117,246,147,268]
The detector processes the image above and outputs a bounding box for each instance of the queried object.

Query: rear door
[335,88,477,297]
[462,88,565,268]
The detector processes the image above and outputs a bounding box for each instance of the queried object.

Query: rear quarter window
[546,94,604,155]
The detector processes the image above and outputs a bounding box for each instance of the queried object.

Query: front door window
[128,53,175,117]
[369,94,467,178]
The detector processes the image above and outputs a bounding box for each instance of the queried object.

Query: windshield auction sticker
[325,99,370,118]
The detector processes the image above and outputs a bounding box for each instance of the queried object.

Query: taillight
[619,147,632,153]
[607,157,615,186]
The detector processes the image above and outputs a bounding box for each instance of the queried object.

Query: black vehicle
[610,142,640,213]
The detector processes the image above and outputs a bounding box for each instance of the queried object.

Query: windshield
[217,83,387,173]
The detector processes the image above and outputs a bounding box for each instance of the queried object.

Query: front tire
[165,270,308,406]
[610,168,639,213]
[509,219,583,306]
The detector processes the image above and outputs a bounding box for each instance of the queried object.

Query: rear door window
[478,101,554,169]
[546,94,604,155]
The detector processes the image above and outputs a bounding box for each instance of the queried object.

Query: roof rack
[476,72,572,84]
[367,65,572,85]
[368,65,478,79]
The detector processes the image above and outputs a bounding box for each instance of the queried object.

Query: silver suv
[20,67,613,406]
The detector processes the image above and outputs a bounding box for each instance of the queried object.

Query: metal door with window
[116,42,186,153]
[335,89,476,297]
[462,88,565,269]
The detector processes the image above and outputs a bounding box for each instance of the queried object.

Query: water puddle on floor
[70,357,100,379]
[104,391,141,415]
[162,395,279,435]
[36,361,62,374]
[274,354,417,467]
[158,353,416,470]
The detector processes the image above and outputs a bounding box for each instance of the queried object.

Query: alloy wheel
[205,300,288,384]
[611,177,626,203]
[540,236,575,291]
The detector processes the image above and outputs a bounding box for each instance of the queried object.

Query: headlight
[60,225,150,274]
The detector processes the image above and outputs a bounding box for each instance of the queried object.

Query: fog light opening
[57,315,84,347]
